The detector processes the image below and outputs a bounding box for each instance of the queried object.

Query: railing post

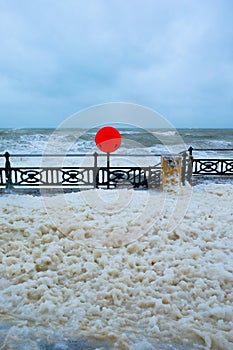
[181,151,187,186]
[188,146,193,156]
[187,147,193,185]
[107,152,110,189]
[93,152,98,188]
[4,152,14,190]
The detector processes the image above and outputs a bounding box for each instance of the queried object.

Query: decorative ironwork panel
[96,166,160,189]
[1,167,96,188]
[96,167,139,189]
[225,161,233,173]
[11,168,49,186]
[61,168,94,186]
[193,159,233,175]
[18,169,43,184]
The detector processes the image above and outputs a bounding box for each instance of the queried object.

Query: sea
[0,128,233,164]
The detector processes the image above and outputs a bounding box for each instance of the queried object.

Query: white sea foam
[152,130,178,137]
[0,184,233,349]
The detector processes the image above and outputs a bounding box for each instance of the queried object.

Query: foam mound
[0,184,232,349]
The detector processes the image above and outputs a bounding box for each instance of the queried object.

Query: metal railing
[188,147,233,177]
[0,151,167,190]
[1,148,232,191]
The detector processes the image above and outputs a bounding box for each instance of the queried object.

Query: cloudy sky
[0,0,232,128]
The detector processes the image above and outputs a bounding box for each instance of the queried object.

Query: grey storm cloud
[0,0,233,127]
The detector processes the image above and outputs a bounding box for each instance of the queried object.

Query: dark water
[0,128,232,158]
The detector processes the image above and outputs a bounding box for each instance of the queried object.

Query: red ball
[95,126,122,153]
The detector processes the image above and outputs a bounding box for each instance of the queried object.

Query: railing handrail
[188,146,233,156]
[189,148,233,151]
[0,152,185,158]
[1,148,233,158]
[2,164,162,169]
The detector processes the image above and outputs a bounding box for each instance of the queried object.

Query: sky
[0,0,233,128]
